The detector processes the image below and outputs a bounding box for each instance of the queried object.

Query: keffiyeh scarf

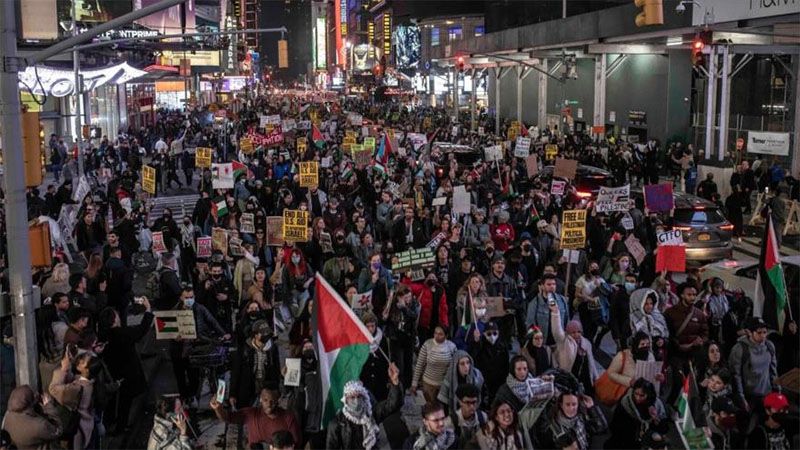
[341,381,381,450]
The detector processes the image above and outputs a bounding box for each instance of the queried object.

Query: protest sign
[228,237,243,256]
[478,126,485,136]
[526,154,538,177]
[644,183,674,213]
[595,185,631,213]
[297,120,311,130]
[351,291,373,314]
[563,249,580,264]
[407,133,428,150]
[624,234,647,265]
[560,209,587,249]
[427,231,448,249]
[484,145,502,162]
[240,213,255,233]
[545,144,559,160]
[345,130,357,141]
[266,216,284,246]
[283,209,309,242]
[154,310,197,340]
[621,214,634,230]
[281,118,296,131]
[515,137,531,158]
[284,358,302,387]
[363,136,376,151]
[432,197,447,207]
[299,162,319,187]
[452,185,471,214]
[656,245,686,272]
[238,137,254,154]
[152,232,167,254]
[352,146,372,166]
[142,165,156,194]
[393,247,436,271]
[297,137,307,153]
[211,163,234,189]
[320,231,333,253]
[195,147,212,168]
[211,227,228,252]
[657,229,684,246]
[196,237,212,258]
[553,158,578,180]
[321,156,332,168]
[72,176,90,203]
[348,113,363,126]
[551,180,566,196]
[485,297,506,319]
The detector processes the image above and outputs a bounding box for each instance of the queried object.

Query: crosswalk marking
[148,194,200,223]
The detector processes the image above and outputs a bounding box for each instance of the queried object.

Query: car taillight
[673,226,692,232]
[719,223,734,231]
[576,191,592,198]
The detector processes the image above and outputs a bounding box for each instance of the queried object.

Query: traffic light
[634,0,664,27]
[691,31,712,68]
[456,56,466,72]
[278,39,288,69]
[22,111,43,187]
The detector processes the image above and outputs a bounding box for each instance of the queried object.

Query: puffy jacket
[3,403,62,450]
[405,281,449,332]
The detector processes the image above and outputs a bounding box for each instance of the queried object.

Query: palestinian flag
[755,213,788,333]
[313,274,373,429]
[312,124,325,148]
[375,134,393,165]
[232,160,252,180]
[212,196,228,218]
[676,373,713,450]
[155,315,179,334]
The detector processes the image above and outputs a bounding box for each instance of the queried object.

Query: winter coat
[728,335,777,399]
[101,312,154,397]
[146,415,192,450]
[469,337,509,399]
[360,329,391,402]
[325,383,403,450]
[525,293,569,344]
[551,310,600,384]
[2,403,62,450]
[604,389,668,449]
[629,289,670,340]
[406,281,449,332]
[230,338,281,407]
[437,350,485,414]
[48,367,94,450]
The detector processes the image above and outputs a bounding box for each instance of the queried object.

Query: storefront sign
[746,131,790,156]
[283,210,309,242]
[18,62,147,97]
[142,165,156,194]
[161,50,220,67]
[692,0,800,26]
[299,162,319,187]
[560,209,587,249]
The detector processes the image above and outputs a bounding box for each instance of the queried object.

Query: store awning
[137,64,180,82]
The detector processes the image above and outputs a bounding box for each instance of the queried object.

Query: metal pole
[516,65,523,123]
[72,0,85,177]
[593,54,607,131]
[704,46,717,160]
[470,69,477,132]
[494,67,501,134]
[0,0,38,388]
[717,46,731,162]
[539,59,548,129]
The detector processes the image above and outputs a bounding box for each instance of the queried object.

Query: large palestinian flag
[755,213,788,333]
[311,124,325,148]
[313,274,372,428]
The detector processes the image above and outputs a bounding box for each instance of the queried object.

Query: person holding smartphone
[147,395,192,450]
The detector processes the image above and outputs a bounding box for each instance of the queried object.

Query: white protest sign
[514,137,531,158]
[551,180,566,196]
[657,230,684,246]
[154,310,197,340]
[72,176,91,203]
[595,185,631,213]
[484,145,502,162]
[452,185,471,214]
[621,214,634,231]
[348,113,363,126]
[281,118,297,131]
[407,133,428,150]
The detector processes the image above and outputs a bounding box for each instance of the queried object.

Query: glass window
[431,27,439,46]
[448,26,462,42]
[474,26,485,37]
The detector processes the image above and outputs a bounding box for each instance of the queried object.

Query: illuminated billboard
[352,44,379,73]
[315,17,327,70]
[133,0,196,34]
[393,25,420,69]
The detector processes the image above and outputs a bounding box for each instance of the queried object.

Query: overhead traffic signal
[456,56,466,72]
[22,111,44,187]
[634,0,664,27]
[691,31,712,68]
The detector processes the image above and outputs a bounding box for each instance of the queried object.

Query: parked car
[701,255,800,302]
[631,188,734,262]
[532,164,614,199]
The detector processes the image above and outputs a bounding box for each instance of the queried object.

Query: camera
[675,1,686,14]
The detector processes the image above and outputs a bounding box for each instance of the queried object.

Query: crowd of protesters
[0,90,798,450]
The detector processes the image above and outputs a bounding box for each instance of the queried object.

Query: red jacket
[404,280,449,332]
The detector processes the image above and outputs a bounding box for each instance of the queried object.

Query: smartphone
[548,299,556,307]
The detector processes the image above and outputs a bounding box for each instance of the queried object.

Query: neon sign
[18,62,148,97]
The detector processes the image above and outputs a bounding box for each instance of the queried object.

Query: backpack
[132,251,160,301]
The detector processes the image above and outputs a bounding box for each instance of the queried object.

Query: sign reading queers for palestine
[560,209,587,249]
[595,185,630,212]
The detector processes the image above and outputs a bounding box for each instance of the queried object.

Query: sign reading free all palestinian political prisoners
[560,209,587,249]
[595,185,631,213]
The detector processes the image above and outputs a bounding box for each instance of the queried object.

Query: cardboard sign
[551,180,567,196]
[211,227,228,252]
[657,229,684,246]
[152,231,167,254]
[154,310,197,340]
[432,197,447,207]
[351,291,373,313]
[656,245,686,273]
[352,147,372,166]
[515,137,531,158]
[526,154,538,177]
[452,185,471,214]
[195,147,212,168]
[348,113,363,126]
[485,297,506,318]
[239,137,254,154]
[142,165,156,194]
[284,358,302,387]
[283,209,309,242]
[299,161,319,187]
[553,158,578,180]
[545,144,559,160]
[621,214,634,231]
[484,145,502,162]
[363,136,376,151]
[211,163,234,189]
[393,247,435,271]
[624,234,647,265]
[560,209,587,249]
[266,216,284,246]
[240,213,255,233]
[196,236,212,258]
[644,183,674,213]
[281,119,297,131]
[595,185,631,213]
[229,237,243,256]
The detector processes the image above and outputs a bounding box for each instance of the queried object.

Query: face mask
[475,308,487,318]
[632,346,650,361]
[425,279,436,287]
[302,349,315,360]
[625,282,636,293]
[212,274,222,280]
[248,311,260,319]
[291,255,301,264]
[718,415,737,429]
[522,244,531,251]
[372,262,382,271]
[619,262,630,271]
[183,298,195,308]
[590,269,600,276]
[487,334,499,344]
[183,220,191,226]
